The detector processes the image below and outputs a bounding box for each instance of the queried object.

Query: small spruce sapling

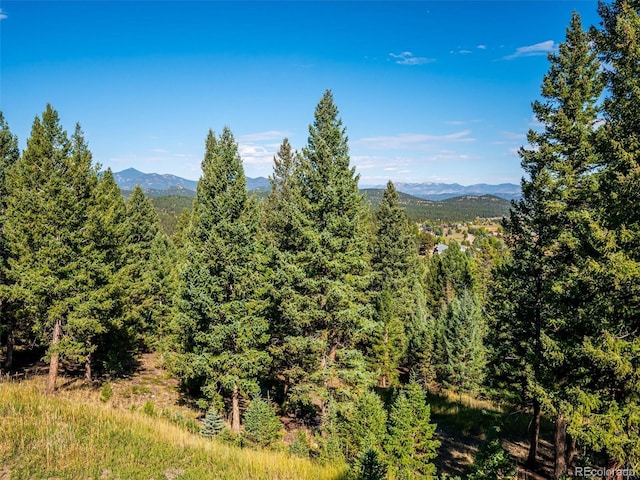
[200,409,226,438]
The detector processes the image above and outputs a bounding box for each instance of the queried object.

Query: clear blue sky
[1,1,601,185]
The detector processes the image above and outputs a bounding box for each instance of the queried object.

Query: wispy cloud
[504,40,555,60]
[0,8,7,20]
[389,52,435,66]
[501,131,527,140]
[355,130,474,150]
[459,49,472,55]
[239,130,290,143]
[477,44,487,50]
[238,144,279,166]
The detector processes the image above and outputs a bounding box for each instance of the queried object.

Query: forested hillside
[1,4,640,478]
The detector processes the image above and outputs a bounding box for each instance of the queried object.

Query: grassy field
[0,381,348,480]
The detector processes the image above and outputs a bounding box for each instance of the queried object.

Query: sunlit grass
[0,381,348,480]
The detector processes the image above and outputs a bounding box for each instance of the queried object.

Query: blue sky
[1,1,601,185]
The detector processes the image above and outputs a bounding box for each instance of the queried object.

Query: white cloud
[238,143,277,165]
[0,8,7,20]
[238,130,290,142]
[459,50,472,54]
[355,130,474,150]
[477,44,487,50]
[389,52,435,66]
[504,40,555,60]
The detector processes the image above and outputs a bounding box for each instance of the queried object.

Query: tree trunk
[605,455,622,480]
[46,318,62,393]
[566,434,577,470]
[4,324,14,370]
[553,414,568,480]
[231,383,240,433]
[526,398,541,469]
[85,349,92,383]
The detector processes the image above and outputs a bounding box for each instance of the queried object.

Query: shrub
[100,382,113,403]
[243,396,283,448]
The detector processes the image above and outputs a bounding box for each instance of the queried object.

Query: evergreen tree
[261,138,322,407]
[298,90,374,412]
[4,106,97,392]
[355,448,387,480]
[425,241,475,317]
[369,181,430,387]
[121,185,174,350]
[0,112,20,371]
[385,380,439,479]
[339,390,387,462]
[61,129,123,382]
[368,288,406,388]
[86,169,130,375]
[264,91,374,416]
[171,128,269,432]
[488,12,603,473]
[242,396,283,447]
[200,409,226,438]
[561,1,640,470]
[436,289,485,393]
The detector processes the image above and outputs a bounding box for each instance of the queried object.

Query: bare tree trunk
[46,318,62,393]
[4,325,14,370]
[231,383,240,433]
[553,414,568,480]
[526,399,541,469]
[85,347,92,382]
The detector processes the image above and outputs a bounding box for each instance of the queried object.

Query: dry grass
[0,381,348,480]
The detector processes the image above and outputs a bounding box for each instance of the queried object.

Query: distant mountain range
[362,182,521,200]
[113,168,520,200]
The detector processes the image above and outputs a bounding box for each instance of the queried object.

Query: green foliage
[289,429,313,458]
[487,11,605,472]
[354,448,387,480]
[4,106,101,389]
[242,397,283,448]
[263,91,374,416]
[200,409,226,438]
[435,290,486,393]
[468,431,516,480]
[385,381,440,479]
[369,181,431,386]
[142,401,156,417]
[339,390,387,462]
[0,111,20,370]
[170,127,269,429]
[100,382,114,403]
[121,185,175,350]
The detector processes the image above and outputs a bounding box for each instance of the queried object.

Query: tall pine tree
[369,181,430,387]
[488,12,603,472]
[291,90,374,415]
[0,112,20,371]
[171,128,269,432]
[121,185,174,350]
[4,107,97,392]
[562,1,640,470]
